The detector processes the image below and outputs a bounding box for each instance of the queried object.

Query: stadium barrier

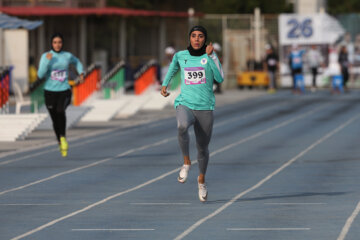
[133,59,158,95]
[0,66,12,114]
[72,64,101,106]
[101,61,126,99]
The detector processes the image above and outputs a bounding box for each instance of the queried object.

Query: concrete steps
[0,114,47,141]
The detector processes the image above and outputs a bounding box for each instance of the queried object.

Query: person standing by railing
[37,33,84,157]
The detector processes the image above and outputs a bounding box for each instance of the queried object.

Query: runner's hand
[206,42,214,55]
[161,86,170,97]
[46,52,53,60]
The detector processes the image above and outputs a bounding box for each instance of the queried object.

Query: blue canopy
[0,13,42,30]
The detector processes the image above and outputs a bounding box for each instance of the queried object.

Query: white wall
[4,29,29,93]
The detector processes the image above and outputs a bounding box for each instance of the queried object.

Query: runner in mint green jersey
[161,26,224,202]
[37,33,84,157]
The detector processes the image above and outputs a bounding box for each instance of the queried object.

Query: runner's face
[52,37,63,52]
[190,31,205,50]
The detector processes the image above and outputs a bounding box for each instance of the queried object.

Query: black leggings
[44,89,72,143]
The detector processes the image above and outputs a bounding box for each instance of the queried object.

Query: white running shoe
[177,164,190,183]
[198,181,208,202]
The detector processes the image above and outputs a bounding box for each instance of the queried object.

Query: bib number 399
[184,67,206,85]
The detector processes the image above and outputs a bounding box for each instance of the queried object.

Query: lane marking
[130,203,191,205]
[227,228,310,231]
[264,203,326,205]
[0,203,63,206]
[213,101,288,128]
[0,121,166,166]
[0,138,173,197]
[9,104,328,240]
[10,168,180,240]
[71,229,155,231]
[337,200,360,240]
[1,103,325,198]
[173,113,360,240]
[0,97,307,166]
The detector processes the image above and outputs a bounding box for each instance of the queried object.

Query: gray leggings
[176,105,213,175]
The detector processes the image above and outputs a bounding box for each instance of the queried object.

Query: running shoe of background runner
[60,136,68,157]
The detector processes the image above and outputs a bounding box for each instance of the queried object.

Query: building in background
[0,13,42,92]
[0,0,192,89]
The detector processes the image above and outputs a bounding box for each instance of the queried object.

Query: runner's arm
[162,53,179,87]
[70,54,84,75]
[37,53,51,79]
[208,52,224,83]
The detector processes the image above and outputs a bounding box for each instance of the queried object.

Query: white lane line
[130,203,191,205]
[9,104,327,240]
[213,101,288,128]
[10,168,180,240]
[0,121,166,166]
[1,101,320,197]
[173,113,360,240]
[0,204,63,206]
[0,138,174,197]
[264,203,326,205]
[227,228,311,231]
[72,229,155,231]
[0,98,286,166]
[209,104,326,157]
[337,200,360,240]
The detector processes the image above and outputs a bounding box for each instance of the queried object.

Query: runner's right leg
[176,105,195,182]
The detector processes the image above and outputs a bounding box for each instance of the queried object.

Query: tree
[327,0,360,14]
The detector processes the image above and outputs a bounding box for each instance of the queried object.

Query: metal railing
[133,59,158,95]
[72,64,101,106]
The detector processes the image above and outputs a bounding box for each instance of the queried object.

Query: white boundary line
[0,203,63,206]
[71,229,155,231]
[130,203,191,205]
[0,121,166,166]
[227,228,311,231]
[173,113,360,240]
[0,104,325,198]
[0,97,302,165]
[0,138,174,197]
[9,104,327,240]
[264,203,326,205]
[337,200,360,240]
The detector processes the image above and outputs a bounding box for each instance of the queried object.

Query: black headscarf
[51,33,64,53]
[187,25,207,56]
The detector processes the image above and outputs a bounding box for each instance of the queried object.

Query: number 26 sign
[279,14,320,45]
[287,18,313,39]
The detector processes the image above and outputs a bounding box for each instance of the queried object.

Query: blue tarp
[0,13,42,30]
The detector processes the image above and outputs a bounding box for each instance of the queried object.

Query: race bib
[51,70,67,82]
[184,67,206,85]
[268,59,277,66]
[293,57,301,64]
